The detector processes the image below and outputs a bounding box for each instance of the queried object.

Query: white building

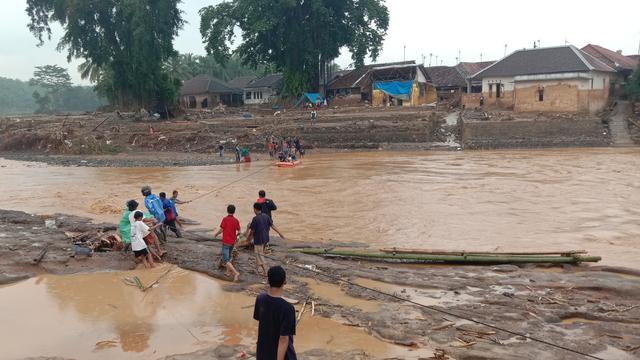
[243,74,283,105]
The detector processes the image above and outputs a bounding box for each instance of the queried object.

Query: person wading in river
[246,203,285,278]
[253,265,297,360]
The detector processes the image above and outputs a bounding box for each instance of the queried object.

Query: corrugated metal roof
[327,61,416,90]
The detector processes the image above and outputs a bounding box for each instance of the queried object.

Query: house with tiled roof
[243,74,283,105]
[180,75,243,109]
[469,45,615,113]
[424,61,495,100]
[581,44,638,97]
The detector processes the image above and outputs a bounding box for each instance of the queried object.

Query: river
[1,148,639,269]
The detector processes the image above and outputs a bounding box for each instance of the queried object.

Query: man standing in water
[253,265,297,360]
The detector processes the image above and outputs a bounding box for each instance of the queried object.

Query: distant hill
[0,77,106,115]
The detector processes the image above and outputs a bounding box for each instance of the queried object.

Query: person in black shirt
[247,203,285,277]
[257,190,277,220]
[253,266,297,360]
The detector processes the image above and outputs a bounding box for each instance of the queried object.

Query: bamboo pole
[293,248,601,264]
[379,247,588,256]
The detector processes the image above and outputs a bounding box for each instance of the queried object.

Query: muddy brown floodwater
[0,265,431,360]
[1,147,640,269]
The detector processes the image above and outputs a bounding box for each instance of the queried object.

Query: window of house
[488,84,493,98]
[188,96,196,108]
[496,83,502,98]
[259,91,263,99]
[245,92,251,100]
[538,88,544,102]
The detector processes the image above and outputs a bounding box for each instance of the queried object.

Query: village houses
[466,45,616,113]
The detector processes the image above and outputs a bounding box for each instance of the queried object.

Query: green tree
[26,0,185,109]
[29,65,72,113]
[626,68,640,100]
[199,0,389,97]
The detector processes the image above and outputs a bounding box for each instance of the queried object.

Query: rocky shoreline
[2,209,640,359]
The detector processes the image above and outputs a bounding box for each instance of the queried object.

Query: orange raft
[276,160,302,168]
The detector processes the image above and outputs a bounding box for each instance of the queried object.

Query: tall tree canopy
[26,0,185,109]
[199,0,389,97]
[29,65,72,113]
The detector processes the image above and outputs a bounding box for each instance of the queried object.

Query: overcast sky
[1,0,639,84]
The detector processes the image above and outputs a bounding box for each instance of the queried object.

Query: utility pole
[458,50,461,63]
[429,53,432,66]
[480,53,483,62]
[435,55,438,65]
[421,53,425,66]
[504,44,508,57]
[403,45,406,62]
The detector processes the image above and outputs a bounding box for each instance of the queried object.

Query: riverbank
[2,209,640,359]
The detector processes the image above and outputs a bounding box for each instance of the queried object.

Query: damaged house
[180,75,243,109]
[468,45,615,113]
[581,44,639,97]
[243,74,283,105]
[327,61,436,107]
[423,61,495,101]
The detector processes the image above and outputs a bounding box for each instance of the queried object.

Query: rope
[171,158,603,359]
[185,162,273,203]
[177,228,604,360]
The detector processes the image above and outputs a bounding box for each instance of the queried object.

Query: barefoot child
[214,204,241,282]
[132,211,160,268]
[246,202,285,278]
[127,200,165,260]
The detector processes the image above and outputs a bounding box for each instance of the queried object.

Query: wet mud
[2,209,640,359]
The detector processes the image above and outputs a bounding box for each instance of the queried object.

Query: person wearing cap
[141,186,166,224]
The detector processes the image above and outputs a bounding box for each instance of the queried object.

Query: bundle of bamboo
[292,248,601,265]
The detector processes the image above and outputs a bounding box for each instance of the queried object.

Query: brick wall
[462,118,610,149]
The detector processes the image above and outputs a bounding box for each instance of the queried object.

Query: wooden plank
[379,247,588,256]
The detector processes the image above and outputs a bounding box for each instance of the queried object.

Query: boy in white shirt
[132,211,160,268]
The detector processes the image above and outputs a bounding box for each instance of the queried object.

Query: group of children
[213,190,284,282]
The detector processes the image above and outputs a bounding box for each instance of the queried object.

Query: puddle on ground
[299,277,380,312]
[355,278,478,307]
[560,317,601,325]
[0,266,431,359]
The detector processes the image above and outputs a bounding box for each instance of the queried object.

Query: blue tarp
[295,92,323,108]
[304,93,322,104]
[373,81,413,100]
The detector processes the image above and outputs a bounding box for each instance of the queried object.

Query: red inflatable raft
[276,160,302,168]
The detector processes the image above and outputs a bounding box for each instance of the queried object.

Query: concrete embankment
[461,117,610,149]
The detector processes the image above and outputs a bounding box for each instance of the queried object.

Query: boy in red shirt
[214,204,241,282]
